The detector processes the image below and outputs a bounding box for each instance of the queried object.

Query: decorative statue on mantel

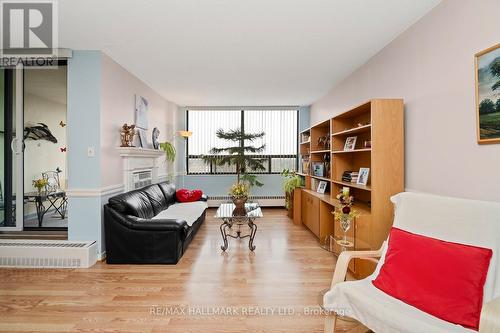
[120,123,136,147]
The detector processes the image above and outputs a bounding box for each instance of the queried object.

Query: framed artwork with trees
[475,43,500,144]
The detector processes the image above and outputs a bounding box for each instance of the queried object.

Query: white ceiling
[59,0,441,106]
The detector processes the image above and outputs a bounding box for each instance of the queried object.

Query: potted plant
[159,141,176,163]
[281,169,303,218]
[203,128,266,215]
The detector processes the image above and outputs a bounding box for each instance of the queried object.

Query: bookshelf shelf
[331,180,372,191]
[311,149,331,153]
[310,175,330,182]
[332,148,372,154]
[332,124,371,137]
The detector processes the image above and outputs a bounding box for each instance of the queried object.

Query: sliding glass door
[0,63,68,232]
[23,64,68,230]
[0,66,24,231]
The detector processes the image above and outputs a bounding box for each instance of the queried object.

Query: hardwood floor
[0,208,367,333]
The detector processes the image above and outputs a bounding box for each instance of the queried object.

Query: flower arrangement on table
[332,191,360,246]
[229,183,249,198]
[32,178,48,194]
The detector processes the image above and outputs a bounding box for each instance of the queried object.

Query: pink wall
[101,53,177,187]
[310,0,500,201]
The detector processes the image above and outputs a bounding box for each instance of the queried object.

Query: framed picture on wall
[135,95,149,130]
[475,43,500,144]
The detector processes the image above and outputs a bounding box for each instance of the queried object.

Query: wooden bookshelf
[295,99,404,279]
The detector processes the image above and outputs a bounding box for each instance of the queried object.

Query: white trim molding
[66,184,125,198]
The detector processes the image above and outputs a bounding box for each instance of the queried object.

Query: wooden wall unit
[297,99,404,279]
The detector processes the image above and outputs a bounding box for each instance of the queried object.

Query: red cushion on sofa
[176,189,203,203]
[372,227,492,331]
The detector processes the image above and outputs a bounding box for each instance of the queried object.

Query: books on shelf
[342,171,359,183]
[301,157,310,175]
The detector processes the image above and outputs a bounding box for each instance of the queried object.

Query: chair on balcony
[323,192,500,333]
[41,170,67,219]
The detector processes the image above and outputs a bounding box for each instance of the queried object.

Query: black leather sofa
[104,182,207,264]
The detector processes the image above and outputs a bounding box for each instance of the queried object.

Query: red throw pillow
[176,189,203,203]
[372,227,492,331]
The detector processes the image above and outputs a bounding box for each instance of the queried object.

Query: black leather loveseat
[104,182,207,264]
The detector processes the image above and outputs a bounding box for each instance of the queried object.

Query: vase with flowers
[332,190,360,247]
[32,178,48,194]
[229,182,250,215]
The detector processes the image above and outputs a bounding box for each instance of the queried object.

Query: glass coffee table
[216,202,263,251]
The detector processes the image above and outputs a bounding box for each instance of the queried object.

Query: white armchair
[323,192,500,333]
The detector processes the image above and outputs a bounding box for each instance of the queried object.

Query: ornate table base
[219,216,258,251]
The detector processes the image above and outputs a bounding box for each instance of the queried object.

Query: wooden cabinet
[301,191,320,237]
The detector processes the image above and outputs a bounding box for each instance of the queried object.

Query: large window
[187,109,298,174]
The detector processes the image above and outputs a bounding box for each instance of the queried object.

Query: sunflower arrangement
[229,183,249,198]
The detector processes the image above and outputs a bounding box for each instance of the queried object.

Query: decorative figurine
[324,153,331,178]
[317,135,331,150]
[120,123,136,147]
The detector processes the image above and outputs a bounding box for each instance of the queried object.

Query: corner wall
[67,50,103,252]
[67,51,178,256]
[100,53,177,188]
[310,0,500,202]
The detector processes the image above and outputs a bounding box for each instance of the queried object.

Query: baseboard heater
[0,240,97,268]
[207,195,285,208]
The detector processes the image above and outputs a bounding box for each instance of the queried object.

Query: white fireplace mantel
[117,147,165,158]
[117,147,166,192]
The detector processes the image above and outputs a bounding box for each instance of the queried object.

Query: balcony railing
[187,154,297,175]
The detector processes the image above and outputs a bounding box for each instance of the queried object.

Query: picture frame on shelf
[344,136,357,151]
[301,132,310,143]
[312,162,325,177]
[138,129,148,148]
[357,167,370,186]
[317,181,328,194]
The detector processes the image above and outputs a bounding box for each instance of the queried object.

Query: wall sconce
[178,130,193,138]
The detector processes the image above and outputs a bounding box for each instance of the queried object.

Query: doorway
[0,63,68,233]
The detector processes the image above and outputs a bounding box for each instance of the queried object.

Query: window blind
[187,109,298,174]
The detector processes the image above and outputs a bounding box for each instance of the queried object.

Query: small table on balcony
[216,202,263,251]
[24,191,67,227]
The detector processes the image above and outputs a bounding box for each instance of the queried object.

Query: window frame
[186,109,299,175]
